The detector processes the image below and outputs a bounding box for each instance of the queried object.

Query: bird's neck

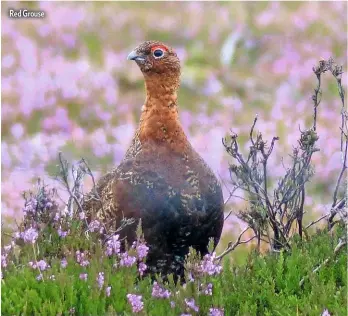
[143,72,180,104]
[141,73,180,114]
[137,74,188,151]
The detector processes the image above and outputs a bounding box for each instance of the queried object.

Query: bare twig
[224,210,233,221]
[57,153,84,215]
[305,212,330,230]
[222,58,345,255]
[216,226,255,261]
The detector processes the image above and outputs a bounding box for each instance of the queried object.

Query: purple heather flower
[180,314,192,316]
[138,262,147,276]
[105,234,121,256]
[36,274,43,281]
[75,251,90,267]
[54,212,61,222]
[37,259,49,271]
[29,260,49,271]
[185,298,199,312]
[202,283,213,296]
[45,201,53,209]
[57,227,68,238]
[88,220,101,232]
[61,258,68,268]
[97,272,104,289]
[127,294,144,313]
[79,273,88,281]
[134,241,149,260]
[152,282,171,299]
[321,309,331,316]
[80,260,90,267]
[79,211,85,220]
[120,252,136,267]
[1,255,8,268]
[28,261,35,268]
[2,54,15,69]
[4,243,14,253]
[170,301,176,308]
[105,286,111,297]
[22,227,38,244]
[23,198,38,215]
[200,252,222,276]
[209,308,224,316]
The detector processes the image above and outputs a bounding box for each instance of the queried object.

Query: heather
[1,207,346,315]
[1,1,347,315]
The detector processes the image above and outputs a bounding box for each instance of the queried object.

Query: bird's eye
[153,49,164,59]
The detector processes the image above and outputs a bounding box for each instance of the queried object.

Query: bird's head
[127,41,181,77]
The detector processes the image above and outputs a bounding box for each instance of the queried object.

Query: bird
[83,41,224,279]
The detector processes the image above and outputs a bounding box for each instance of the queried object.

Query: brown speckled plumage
[83,41,224,278]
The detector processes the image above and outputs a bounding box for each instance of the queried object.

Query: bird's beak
[127,50,145,62]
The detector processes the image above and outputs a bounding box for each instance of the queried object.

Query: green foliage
[82,32,103,66]
[2,224,346,315]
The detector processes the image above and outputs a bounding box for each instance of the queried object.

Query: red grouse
[83,41,224,278]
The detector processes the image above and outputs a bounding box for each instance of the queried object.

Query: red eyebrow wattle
[151,45,168,52]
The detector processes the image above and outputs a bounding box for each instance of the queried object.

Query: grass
[2,220,346,315]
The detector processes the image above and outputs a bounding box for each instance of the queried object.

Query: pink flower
[3,243,14,253]
[36,274,43,281]
[97,272,104,289]
[22,227,38,244]
[200,252,222,276]
[88,220,101,232]
[184,298,199,312]
[209,308,224,316]
[201,283,213,295]
[79,273,88,281]
[57,227,68,238]
[152,282,171,299]
[133,241,149,260]
[321,309,331,316]
[37,260,49,271]
[105,234,121,256]
[127,294,144,313]
[1,254,8,268]
[29,260,49,271]
[120,252,136,267]
[61,258,68,268]
[138,262,147,276]
[11,123,24,139]
[23,198,38,215]
[75,251,90,267]
[105,286,111,297]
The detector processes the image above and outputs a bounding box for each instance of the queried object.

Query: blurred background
[1,1,347,256]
